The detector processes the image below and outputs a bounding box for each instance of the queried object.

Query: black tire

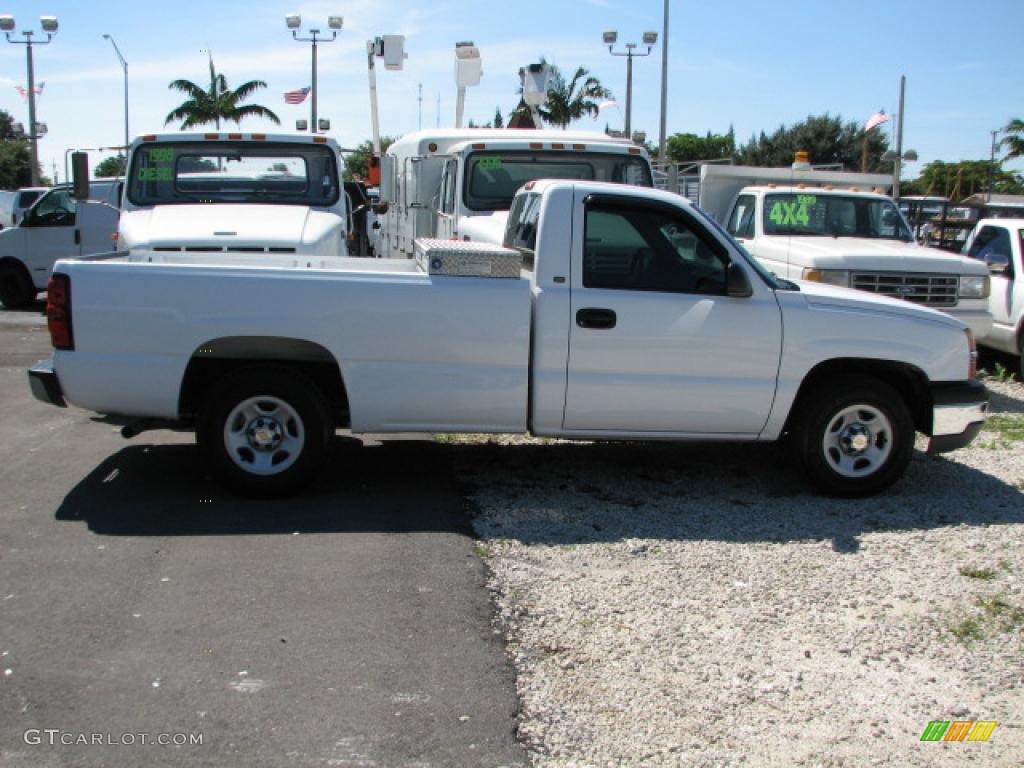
[0,262,37,309]
[197,367,330,497]
[795,375,914,497]
[1018,330,1024,382]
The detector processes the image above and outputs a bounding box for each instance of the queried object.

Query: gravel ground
[446,377,1024,767]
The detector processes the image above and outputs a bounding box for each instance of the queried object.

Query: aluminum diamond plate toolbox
[414,238,523,277]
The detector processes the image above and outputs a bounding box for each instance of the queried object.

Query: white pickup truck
[964,218,1024,375]
[29,179,987,497]
[113,131,353,260]
[699,163,993,338]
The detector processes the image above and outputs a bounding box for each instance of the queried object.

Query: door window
[24,189,76,227]
[726,194,756,238]
[583,201,729,294]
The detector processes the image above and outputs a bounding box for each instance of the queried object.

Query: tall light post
[1,14,58,186]
[285,13,342,133]
[603,29,657,138]
[102,34,129,162]
[658,0,669,164]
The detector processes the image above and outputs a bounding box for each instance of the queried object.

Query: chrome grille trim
[851,272,958,307]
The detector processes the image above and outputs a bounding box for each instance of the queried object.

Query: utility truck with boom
[375,128,653,257]
[30,170,986,498]
[697,156,992,337]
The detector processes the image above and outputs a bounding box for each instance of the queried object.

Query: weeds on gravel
[949,618,983,643]
[976,594,1024,632]
[986,362,1017,384]
[979,414,1024,448]
[960,566,998,580]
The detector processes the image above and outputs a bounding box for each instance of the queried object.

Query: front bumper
[944,308,993,341]
[927,380,987,454]
[28,357,66,407]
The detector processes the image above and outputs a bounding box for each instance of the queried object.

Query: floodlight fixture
[40,16,58,33]
[328,16,343,30]
[285,13,301,29]
[603,30,617,45]
[642,31,657,45]
[0,15,15,31]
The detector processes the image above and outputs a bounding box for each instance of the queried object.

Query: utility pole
[893,75,905,199]
[658,0,669,163]
[987,129,1000,203]
[418,83,423,130]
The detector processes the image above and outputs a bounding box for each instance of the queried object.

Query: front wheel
[197,367,330,496]
[795,375,914,497]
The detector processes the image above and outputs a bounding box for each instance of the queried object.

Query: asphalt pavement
[0,308,526,767]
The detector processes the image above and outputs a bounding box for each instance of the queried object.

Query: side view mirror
[71,152,90,201]
[726,262,753,298]
[984,251,1011,276]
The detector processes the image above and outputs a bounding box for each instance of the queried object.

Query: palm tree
[538,64,611,129]
[165,56,280,130]
[1001,118,1024,161]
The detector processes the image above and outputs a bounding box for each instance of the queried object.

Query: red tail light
[46,274,74,350]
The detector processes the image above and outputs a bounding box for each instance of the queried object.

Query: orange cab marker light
[551,143,564,149]
[141,134,157,142]
[529,142,543,149]
[313,136,327,143]
[471,143,486,150]
[428,142,438,152]
[524,181,537,190]
[227,133,242,140]
[251,133,266,140]
[628,147,641,154]
[573,144,586,150]
[204,133,219,139]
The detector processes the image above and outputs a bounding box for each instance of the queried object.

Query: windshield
[763,193,913,241]
[464,150,652,212]
[126,142,339,207]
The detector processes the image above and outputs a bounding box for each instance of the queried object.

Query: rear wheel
[796,375,914,497]
[197,367,330,496]
[0,263,36,309]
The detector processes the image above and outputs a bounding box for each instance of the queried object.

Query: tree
[0,109,35,189]
[538,64,611,129]
[666,128,736,163]
[342,137,396,181]
[1001,118,1024,161]
[165,57,280,130]
[493,107,504,129]
[735,114,889,171]
[907,159,1024,199]
[94,155,126,178]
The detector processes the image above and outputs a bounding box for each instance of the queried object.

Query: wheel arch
[178,336,349,427]
[784,358,932,436]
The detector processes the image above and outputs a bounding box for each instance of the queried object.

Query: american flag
[284,87,311,105]
[864,109,889,132]
[14,82,44,102]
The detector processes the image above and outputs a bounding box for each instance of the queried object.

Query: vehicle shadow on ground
[446,440,1024,555]
[55,437,474,537]
[0,298,45,314]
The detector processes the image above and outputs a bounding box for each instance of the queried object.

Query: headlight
[958,275,990,299]
[801,268,850,287]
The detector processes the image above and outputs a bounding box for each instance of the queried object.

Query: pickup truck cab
[29,180,986,498]
[964,218,1024,375]
[0,180,121,308]
[699,163,993,338]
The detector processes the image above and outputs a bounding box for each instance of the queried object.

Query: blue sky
[0,0,1021,182]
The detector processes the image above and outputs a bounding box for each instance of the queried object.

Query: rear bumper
[28,357,66,407]
[927,380,987,454]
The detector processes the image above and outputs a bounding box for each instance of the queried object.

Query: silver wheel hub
[822,404,893,479]
[223,396,305,476]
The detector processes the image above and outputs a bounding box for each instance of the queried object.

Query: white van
[0,179,121,308]
[0,186,48,229]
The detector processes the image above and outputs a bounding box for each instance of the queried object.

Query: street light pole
[286,14,342,133]
[103,34,129,160]
[658,0,669,163]
[603,30,657,140]
[2,15,59,186]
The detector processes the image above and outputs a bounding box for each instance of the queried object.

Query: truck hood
[119,204,344,254]
[756,236,987,274]
[459,211,509,246]
[791,278,964,329]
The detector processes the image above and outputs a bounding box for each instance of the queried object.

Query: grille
[851,272,958,308]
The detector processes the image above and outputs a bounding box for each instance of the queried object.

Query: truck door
[564,193,782,435]
[435,159,458,240]
[967,224,1015,333]
[19,188,81,288]
[76,200,121,256]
